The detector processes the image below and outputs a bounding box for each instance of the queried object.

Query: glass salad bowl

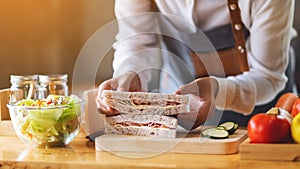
[7,95,84,148]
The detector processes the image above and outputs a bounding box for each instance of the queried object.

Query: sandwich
[104,114,178,138]
[102,90,190,138]
[102,90,190,115]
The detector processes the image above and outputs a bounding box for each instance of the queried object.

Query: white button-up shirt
[112,0,296,115]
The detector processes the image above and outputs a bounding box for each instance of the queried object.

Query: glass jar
[9,75,39,104]
[38,74,69,99]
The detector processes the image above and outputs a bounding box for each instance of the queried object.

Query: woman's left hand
[175,77,219,130]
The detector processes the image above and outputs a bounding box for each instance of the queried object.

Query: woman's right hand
[96,72,142,116]
[175,77,219,130]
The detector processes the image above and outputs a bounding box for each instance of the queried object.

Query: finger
[189,95,204,113]
[99,79,113,91]
[178,82,200,96]
[116,75,133,91]
[117,86,128,92]
[117,72,141,92]
[98,79,113,98]
[97,107,120,116]
[95,97,107,109]
[175,89,181,95]
[97,108,120,116]
[96,97,120,116]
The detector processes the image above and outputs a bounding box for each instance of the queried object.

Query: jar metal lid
[10,74,39,84]
[39,74,68,83]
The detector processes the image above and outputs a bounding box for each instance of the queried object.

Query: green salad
[13,95,83,145]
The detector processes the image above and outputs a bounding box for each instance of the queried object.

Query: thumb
[175,88,181,95]
[117,86,127,92]
[177,82,199,95]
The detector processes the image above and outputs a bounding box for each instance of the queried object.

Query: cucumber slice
[201,128,229,139]
[232,123,239,133]
[201,128,217,138]
[219,121,238,135]
[216,126,226,130]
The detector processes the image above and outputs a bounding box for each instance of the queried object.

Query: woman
[97,0,297,129]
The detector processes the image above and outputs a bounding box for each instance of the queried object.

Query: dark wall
[292,0,300,92]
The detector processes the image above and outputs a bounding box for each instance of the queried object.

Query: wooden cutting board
[240,138,300,161]
[95,128,247,155]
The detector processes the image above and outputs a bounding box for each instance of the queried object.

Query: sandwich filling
[113,121,172,129]
[110,98,181,109]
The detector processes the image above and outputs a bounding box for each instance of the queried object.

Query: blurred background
[0,0,299,92]
[0,0,115,90]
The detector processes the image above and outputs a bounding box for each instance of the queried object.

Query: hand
[96,72,142,116]
[175,77,219,130]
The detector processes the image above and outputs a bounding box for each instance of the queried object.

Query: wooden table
[0,121,299,169]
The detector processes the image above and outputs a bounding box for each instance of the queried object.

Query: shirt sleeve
[113,0,160,91]
[214,0,295,115]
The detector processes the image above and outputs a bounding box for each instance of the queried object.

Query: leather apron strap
[227,0,249,73]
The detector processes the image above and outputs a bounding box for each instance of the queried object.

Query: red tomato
[291,99,300,118]
[247,113,292,143]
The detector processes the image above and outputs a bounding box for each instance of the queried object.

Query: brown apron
[190,0,249,78]
[154,0,295,126]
